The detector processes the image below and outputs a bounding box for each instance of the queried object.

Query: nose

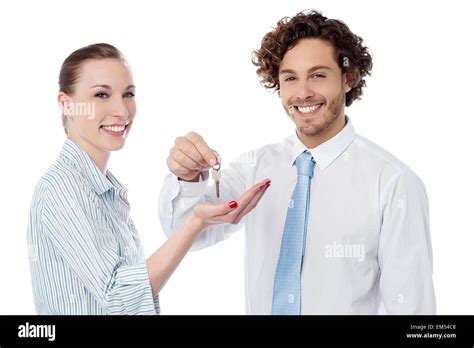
[111,96,130,119]
[296,80,315,101]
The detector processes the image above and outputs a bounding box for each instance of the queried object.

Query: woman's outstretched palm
[192,179,271,229]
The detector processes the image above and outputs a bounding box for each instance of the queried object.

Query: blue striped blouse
[27,139,160,315]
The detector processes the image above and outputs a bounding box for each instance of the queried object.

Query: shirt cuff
[177,172,209,197]
[108,261,159,315]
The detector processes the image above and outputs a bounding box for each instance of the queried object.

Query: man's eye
[284,76,296,82]
[124,92,135,98]
[95,92,108,99]
[312,74,326,79]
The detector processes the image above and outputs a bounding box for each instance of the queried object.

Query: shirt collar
[291,116,356,170]
[59,138,127,196]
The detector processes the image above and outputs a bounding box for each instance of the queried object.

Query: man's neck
[297,114,347,149]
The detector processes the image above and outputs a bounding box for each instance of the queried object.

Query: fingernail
[265,181,271,188]
[209,158,216,166]
[228,201,238,209]
[259,184,265,190]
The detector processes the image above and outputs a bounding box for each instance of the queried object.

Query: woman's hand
[147,178,271,296]
[189,178,271,232]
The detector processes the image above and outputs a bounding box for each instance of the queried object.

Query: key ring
[212,163,221,171]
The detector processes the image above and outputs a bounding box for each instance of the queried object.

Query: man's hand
[189,179,271,231]
[167,132,220,182]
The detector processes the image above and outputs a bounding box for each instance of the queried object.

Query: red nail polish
[265,181,271,188]
[228,201,238,209]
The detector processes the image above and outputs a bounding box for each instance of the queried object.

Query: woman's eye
[312,74,326,79]
[95,92,108,99]
[124,92,135,98]
[284,76,296,82]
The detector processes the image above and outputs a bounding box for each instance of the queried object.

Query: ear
[342,73,352,94]
[343,69,361,94]
[58,92,70,116]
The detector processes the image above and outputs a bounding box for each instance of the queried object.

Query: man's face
[279,38,351,140]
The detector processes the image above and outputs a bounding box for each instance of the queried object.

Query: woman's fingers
[193,200,239,222]
[234,180,271,223]
[233,179,271,213]
[200,179,271,225]
[192,178,271,229]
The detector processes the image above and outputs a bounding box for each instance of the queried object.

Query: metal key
[211,163,221,198]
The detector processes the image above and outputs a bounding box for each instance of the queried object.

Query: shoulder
[352,135,427,200]
[354,135,423,178]
[352,135,411,171]
[34,159,95,209]
[30,161,102,237]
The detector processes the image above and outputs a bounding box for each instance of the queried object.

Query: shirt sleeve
[39,181,158,315]
[378,170,436,314]
[158,152,251,250]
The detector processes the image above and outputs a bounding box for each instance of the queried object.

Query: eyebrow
[90,84,136,90]
[279,65,332,75]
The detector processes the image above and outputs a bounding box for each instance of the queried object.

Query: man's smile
[290,103,324,118]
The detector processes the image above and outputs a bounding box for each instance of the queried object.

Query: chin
[298,125,326,137]
[104,141,126,152]
[295,119,326,135]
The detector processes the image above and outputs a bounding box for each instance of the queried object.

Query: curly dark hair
[251,10,373,106]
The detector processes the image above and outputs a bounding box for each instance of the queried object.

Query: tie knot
[295,151,315,177]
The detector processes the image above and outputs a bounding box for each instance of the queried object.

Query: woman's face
[61,58,136,153]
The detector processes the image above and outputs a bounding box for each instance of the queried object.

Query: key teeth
[212,169,221,180]
[213,168,221,198]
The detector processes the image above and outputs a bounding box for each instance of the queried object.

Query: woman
[27,43,270,315]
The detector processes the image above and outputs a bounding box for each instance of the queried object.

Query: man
[158,10,435,314]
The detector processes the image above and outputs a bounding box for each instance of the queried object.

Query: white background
[1,0,473,314]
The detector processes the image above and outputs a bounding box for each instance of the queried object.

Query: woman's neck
[68,136,110,176]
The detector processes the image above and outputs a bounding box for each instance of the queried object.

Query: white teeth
[297,104,322,113]
[102,125,126,132]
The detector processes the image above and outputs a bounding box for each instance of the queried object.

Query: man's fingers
[186,132,218,167]
[175,137,208,167]
[172,149,203,171]
[167,156,200,180]
[168,133,219,181]
[167,156,188,175]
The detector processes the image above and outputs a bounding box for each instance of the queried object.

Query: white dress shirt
[158,117,436,314]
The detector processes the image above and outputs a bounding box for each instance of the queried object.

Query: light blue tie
[272,150,315,315]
